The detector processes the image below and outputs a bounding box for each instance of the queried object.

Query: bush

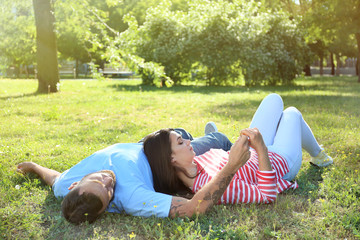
[120,0,310,86]
[241,11,310,85]
[127,2,191,84]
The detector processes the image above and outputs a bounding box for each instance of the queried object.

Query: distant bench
[59,64,76,78]
[102,64,134,78]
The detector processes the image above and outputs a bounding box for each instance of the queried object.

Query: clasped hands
[228,128,266,169]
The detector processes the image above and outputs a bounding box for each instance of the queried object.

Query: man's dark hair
[61,188,103,224]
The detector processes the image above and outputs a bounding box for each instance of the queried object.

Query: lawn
[0,76,359,239]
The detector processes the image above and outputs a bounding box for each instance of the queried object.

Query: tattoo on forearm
[170,205,180,216]
[203,175,233,211]
[170,199,186,217]
[170,174,234,216]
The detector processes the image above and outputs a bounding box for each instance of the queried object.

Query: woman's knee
[264,93,283,108]
[284,107,302,118]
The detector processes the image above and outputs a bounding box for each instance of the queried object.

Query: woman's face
[169,131,195,168]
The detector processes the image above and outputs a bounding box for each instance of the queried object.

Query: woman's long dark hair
[143,128,193,197]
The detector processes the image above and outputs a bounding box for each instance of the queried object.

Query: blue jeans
[174,128,232,156]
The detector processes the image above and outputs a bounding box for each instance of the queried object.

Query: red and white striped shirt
[193,149,298,204]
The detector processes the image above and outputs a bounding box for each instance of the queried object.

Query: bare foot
[17,162,37,174]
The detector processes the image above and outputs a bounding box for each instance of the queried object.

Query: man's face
[77,170,116,213]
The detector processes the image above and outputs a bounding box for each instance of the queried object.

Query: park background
[1,0,360,239]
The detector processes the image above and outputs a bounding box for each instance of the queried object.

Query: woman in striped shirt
[143,93,333,206]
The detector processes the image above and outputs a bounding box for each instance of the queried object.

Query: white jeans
[249,93,322,181]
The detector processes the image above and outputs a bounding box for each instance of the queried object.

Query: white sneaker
[204,122,218,135]
[310,148,333,167]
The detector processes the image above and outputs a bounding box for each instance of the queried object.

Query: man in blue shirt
[17,124,237,224]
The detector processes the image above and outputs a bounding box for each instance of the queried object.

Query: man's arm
[17,162,61,186]
[169,134,250,218]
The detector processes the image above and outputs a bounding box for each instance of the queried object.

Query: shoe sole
[310,160,334,167]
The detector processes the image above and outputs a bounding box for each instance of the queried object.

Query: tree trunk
[25,65,29,78]
[330,52,335,75]
[303,65,311,76]
[320,56,324,76]
[75,59,79,79]
[33,0,59,93]
[335,54,341,76]
[15,64,20,78]
[356,33,360,82]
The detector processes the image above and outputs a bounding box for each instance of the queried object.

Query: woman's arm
[239,128,277,203]
[17,162,61,186]
[169,134,250,218]
[219,171,277,204]
[255,171,277,202]
[241,128,272,171]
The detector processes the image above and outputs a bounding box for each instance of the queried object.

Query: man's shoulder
[53,143,146,197]
[96,143,143,157]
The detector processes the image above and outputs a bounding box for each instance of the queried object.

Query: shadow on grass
[38,186,96,239]
[0,91,43,100]
[109,83,308,95]
[289,164,326,197]
[108,76,359,95]
[39,192,131,239]
[40,193,104,239]
[204,93,360,126]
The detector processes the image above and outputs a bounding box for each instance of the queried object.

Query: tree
[119,0,309,86]
[55,0,95,78]
[33,0,59,93]
[357,33,360,77]
[330,0,360,81]
[301,0,360,81]
[0,0,36,77]
[105,0,188,33]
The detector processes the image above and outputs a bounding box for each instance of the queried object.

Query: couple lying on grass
[17,93,333,224]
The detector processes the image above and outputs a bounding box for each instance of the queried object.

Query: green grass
[0,76,359,239]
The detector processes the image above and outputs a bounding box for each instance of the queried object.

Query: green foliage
[0,0,36,73]
[109,14,174,87]
[292,0,359,65]
[53,0,189,81]
[130,1,190,84]
[54,0,118,71]
[107,0,188,33]
[1,0,357,83]
[120,0,310,86]
[126,53,173,86]
[55,0,92,64]
[241,11,310,85]
[189,0,244,85]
